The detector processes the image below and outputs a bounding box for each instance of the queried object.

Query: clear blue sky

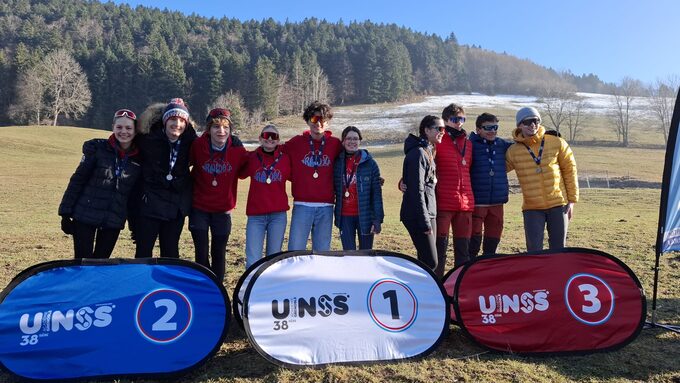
[112,0,678,85]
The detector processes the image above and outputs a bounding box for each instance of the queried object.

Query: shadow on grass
[431,323,680,382]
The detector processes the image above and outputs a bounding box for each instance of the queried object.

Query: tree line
[0,0,613,129]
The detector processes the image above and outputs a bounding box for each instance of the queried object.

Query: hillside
[0,125,678,382]
[0,0,609,129]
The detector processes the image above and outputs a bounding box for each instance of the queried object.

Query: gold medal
[266,177,272,184]
[313,171,319,179]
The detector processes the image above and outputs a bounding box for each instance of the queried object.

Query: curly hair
[303,101,334,122]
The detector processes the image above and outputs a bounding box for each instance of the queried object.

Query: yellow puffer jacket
[506,125,579,210]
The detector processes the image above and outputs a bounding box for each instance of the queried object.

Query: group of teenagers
[58,98,578,282]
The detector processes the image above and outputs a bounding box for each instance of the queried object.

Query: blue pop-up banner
[0,259,230,381]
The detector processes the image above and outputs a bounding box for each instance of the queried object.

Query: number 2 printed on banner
[152,299,178,331]
[136,289,193,343]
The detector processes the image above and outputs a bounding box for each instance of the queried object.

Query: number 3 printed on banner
[565,273,615,326]
[578,284,601,314]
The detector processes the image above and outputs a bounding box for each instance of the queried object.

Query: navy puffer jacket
[59,137,142,229]
[333,149,384,234]
[469,132,512,205]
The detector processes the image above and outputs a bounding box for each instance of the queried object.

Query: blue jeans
[339,215,374,250]
[245,211,287,268]
[288,204,333,251]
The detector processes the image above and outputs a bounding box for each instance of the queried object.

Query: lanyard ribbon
[523,137,545,167]
[308,135,326,174]
[257,150,283,181]
[448,130,467,159]
[343,153,360,195]
[486,140,496,168]
[208,142,228,179]
[168,139,181,175]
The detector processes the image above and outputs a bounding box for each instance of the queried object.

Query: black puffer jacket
[135,103,197,221]
[59,136,142,229]
[400,134,437,231]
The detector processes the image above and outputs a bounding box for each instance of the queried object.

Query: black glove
[61,216,74,235]
[545,129,561,137]
[371,221,382,234]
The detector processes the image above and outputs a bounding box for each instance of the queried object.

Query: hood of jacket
[138,102,197,138]
[339,148,372,164]
[302,129,335,139]
[404,133,429,154]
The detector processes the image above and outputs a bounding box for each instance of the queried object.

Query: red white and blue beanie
[162,98,190,125]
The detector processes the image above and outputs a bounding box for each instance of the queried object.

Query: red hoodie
[190,133,247,212]
[283,130,341,204]
[240,146,291,216]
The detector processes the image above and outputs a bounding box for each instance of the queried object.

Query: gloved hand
[61,216,74,235]
[371,222,382,234]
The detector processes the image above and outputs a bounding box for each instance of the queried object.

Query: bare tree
[648,76,680,144]
[8,67,45,125]
[611,77,643,147]
[564,96,586,142]
[40,50,92,126]
[538,84,577,134]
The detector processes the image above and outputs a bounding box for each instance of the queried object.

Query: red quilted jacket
[434,128,474,212]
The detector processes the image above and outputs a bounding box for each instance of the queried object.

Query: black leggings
[72,220,120,259]
[189,210,232,282]
[403,218,437,272]
[134,215,185,259]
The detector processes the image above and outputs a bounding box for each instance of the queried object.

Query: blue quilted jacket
[333,149,384,234]
[469,132,512,206]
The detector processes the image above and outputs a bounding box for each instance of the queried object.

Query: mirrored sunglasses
[429,125,446,132]
[309,115,324,124]
[449,116,466,124]
[521,118,540,126]
[114,109,136,121]
[481,124,499,131]
[261,131,280,140]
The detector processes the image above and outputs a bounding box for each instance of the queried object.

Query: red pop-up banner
[443,248,645,355]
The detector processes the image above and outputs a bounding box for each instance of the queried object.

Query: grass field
[0,125,678,382]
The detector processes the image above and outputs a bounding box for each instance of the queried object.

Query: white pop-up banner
[240,250,448,367]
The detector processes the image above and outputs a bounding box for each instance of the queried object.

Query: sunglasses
[309,115,324,124]
[480,124,499,131]
[521,118,540,126]
[114,109,137,121]
[449,116,466,124]
[429,125,446,132]
[207,108,231,122]
[261,131,280,140]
